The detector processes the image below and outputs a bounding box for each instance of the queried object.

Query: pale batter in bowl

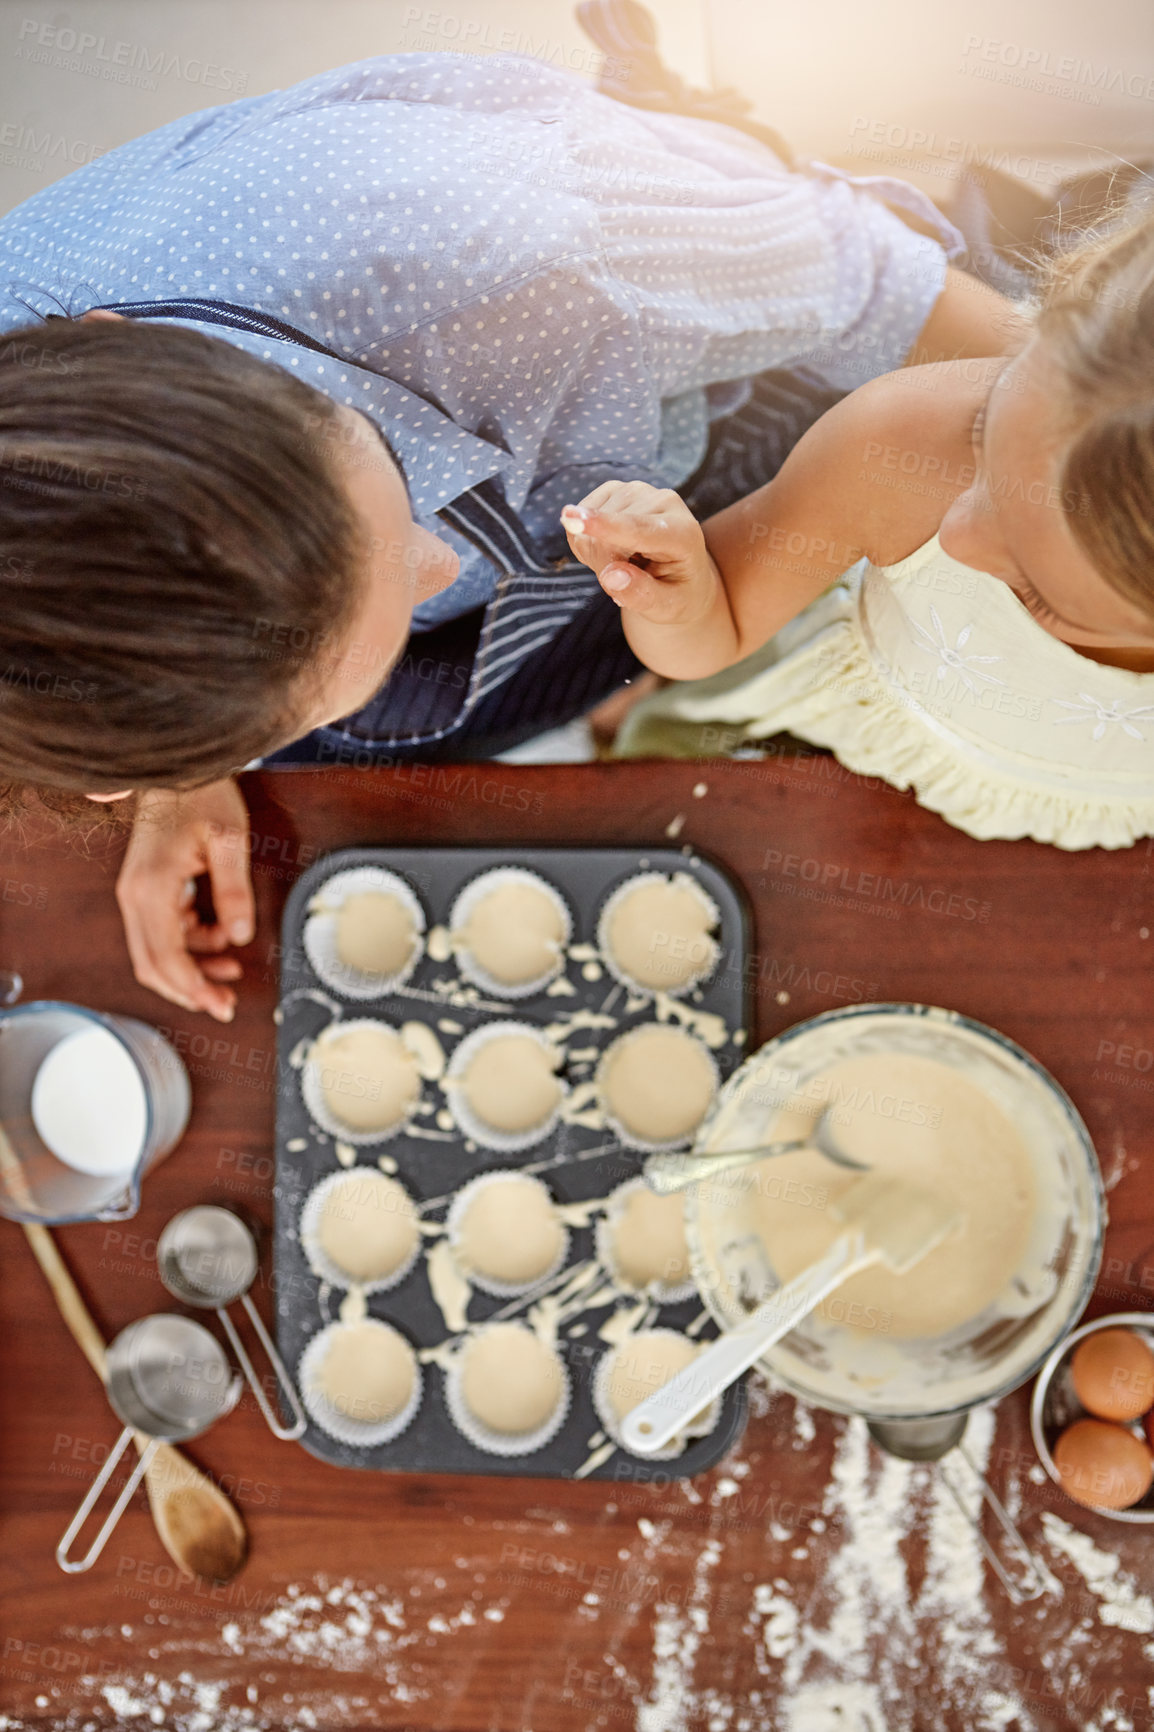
[744,1051,1035,1339]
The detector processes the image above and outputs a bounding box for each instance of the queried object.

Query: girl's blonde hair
[1033,202,1154,618]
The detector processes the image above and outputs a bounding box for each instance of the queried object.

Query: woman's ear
[79,308,124,322]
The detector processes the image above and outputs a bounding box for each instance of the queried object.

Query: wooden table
[1,759,1152,1732]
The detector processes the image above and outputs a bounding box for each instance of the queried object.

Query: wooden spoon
[22,1221,248,1582]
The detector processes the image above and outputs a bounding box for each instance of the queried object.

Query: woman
[0,52,1027,1018]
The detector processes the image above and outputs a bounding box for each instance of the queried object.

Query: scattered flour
[10,1410,1151,1732]
[627,1404,1154,1732]
[793,1402,817,1447]
[632,1411,1021,1730]
[1040,1513,1154,1638]
[636,1536,723,1732]
[754,1584,800,1659]
[25,1580,492,1730]
[782,1680,889,1730]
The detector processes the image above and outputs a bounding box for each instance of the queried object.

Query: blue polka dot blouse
[0,52,963,627]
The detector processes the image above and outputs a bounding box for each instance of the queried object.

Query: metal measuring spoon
[57,1313,241,1573]
[24,1218,246,1581]
[643,1107,868,1195]
[157,1205,306,1441]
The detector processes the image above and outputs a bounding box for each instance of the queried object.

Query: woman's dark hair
[0,315,364,810]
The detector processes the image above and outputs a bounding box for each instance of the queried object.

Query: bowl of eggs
[1030,1313,1154,1522]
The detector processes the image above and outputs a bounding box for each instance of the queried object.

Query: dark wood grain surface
[1,757,1152,1732]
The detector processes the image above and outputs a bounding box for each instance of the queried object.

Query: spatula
[619,1173,964,1456]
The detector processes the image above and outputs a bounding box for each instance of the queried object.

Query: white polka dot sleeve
[0,50,963,632]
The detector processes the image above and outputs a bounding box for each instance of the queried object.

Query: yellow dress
[614,535,1154,851]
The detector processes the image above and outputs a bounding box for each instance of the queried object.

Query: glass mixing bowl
[685,1004,1105,1424]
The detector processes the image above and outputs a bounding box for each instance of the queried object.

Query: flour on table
[1040,1512,1154,1637]
[632,1409,1036,1732]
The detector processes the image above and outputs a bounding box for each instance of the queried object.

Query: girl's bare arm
[905,266,1032,365]
[562,364,985,679]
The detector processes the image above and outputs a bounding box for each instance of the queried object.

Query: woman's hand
[561,482,723,625]
[115,778,255,1021]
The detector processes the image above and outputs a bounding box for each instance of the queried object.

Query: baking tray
[273,846,752,1479]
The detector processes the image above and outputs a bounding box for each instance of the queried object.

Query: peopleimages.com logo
[15,20,248,92]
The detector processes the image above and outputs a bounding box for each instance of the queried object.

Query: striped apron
[94,295,845,763]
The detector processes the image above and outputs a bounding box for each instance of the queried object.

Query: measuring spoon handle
[57,1429,159,1573]
[642,1138,806,1196]
[218,1297,307,1441]
[619,1232,874,1455]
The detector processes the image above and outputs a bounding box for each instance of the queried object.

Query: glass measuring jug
[0,1001,191,1224]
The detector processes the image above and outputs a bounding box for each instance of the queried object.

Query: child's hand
[560,481,721,626]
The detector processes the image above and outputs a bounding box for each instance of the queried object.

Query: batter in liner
[746,1052,1035,1338]
[601,1330,714,1438]
[316,1170,419,1284]
[453,1174,565,1285]
[334,890,418,978]
[314,1023,421,1133]
[605,1183,691,1292]
[316,1320,416,1423]
[601,874,718,991]
[457,1323,564,1435]
[598,1024,716,1145]
[455,878,566,986]
[458,1032,562,1135]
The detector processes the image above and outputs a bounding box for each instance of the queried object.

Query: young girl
[561,213,1154,851]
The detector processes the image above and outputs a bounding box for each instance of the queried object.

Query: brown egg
[1070,1328,1154,1422]
[1053,1418,1154,1510]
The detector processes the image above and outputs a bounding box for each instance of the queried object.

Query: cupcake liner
[593,1328,723,1462]
[299,1318,423,1448]
[446,1169,570,1298]
[300,1167,422,1295]
[595,1024,720,1154]
[444,1020,568,1153]
[444,1322,571,1458]
[303,866,426,999]
[596,871,721,1000]
[448,866,572,999]
[301,1018,422,1145]
[596,1176,697,1305]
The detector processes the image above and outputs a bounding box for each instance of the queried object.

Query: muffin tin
[273,846,752,1479]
